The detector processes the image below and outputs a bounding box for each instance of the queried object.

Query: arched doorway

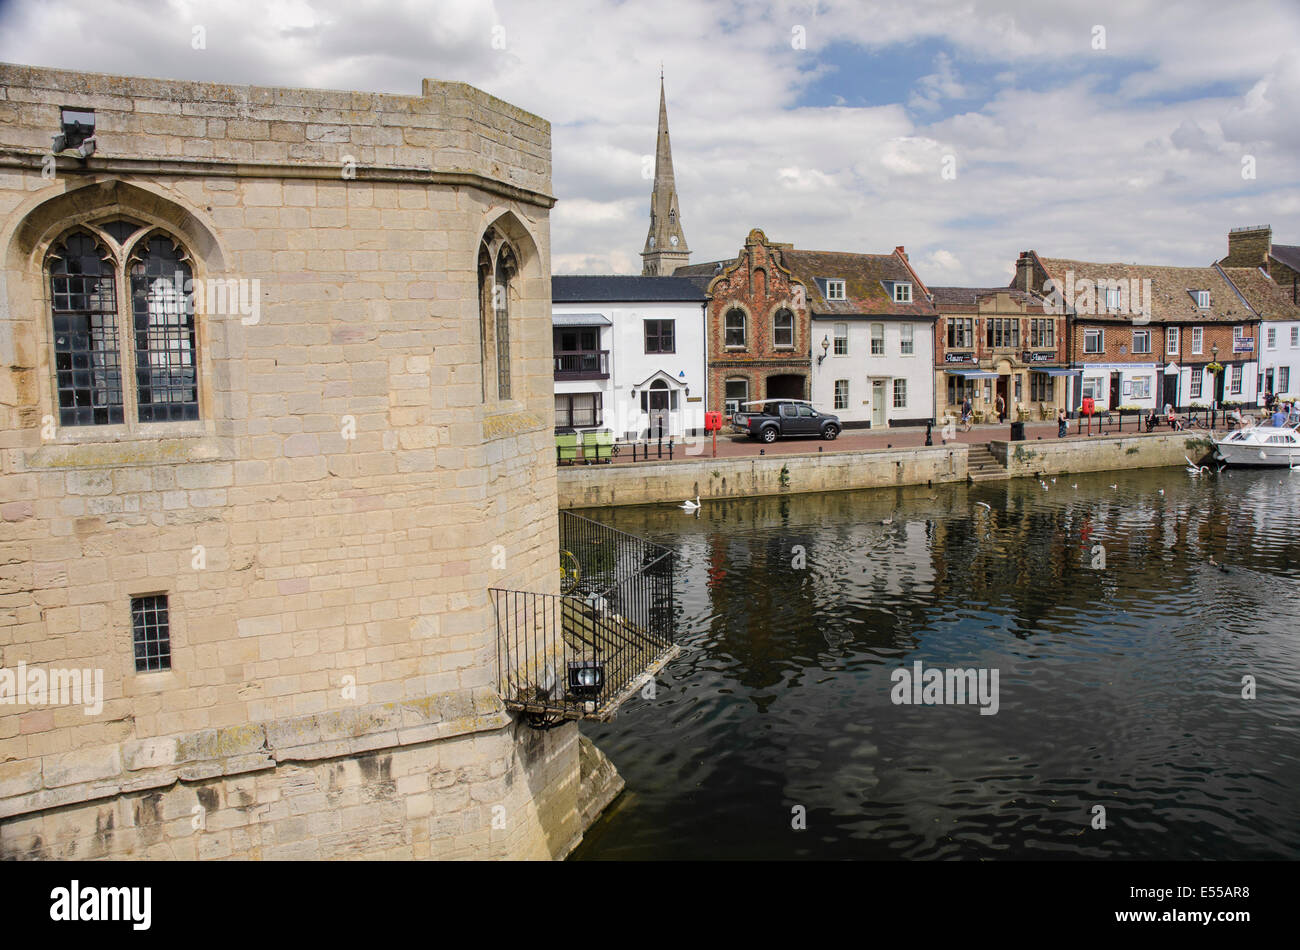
[766,374,805,401]
[648,378,671,438]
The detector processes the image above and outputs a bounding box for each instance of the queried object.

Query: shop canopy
[1030,367,1083,376]
[944,368,999,379]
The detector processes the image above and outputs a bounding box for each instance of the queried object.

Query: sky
[1,0,1297,285]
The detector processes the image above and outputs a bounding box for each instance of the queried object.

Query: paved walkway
[593,416,1212,465]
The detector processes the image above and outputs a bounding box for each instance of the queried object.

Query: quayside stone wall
[558,444,971,508]
[0,65,606,859]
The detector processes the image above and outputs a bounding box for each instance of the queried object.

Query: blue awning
[1031,367,1083,376]
[945,368,999,379]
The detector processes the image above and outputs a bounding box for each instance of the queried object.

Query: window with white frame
[1190,369,1202,399]
[1130,376,1151,399]
[1030,318,1055,349]
[1267,327,1277,349]
[1192,326,1203,354]
[1280,366,1291,393]
[893,378,907,408]
[871,323,884,355]
[773,308,795,348]
[1084,328,1103,354]
[1233,325,1244,341]
[834,379,849,410]
[833,323,848,355]
[1132,329,1151,354]
[1166,327,1179,354]
[825,279,846,301]
[1292,326,1300,347]
[1104,287,1123,310]
[1196,290,1210,309]
[893,282,912,303]
[900,323,914,355]
[1230,364,1242,394]
[947,318,973,348]
[1082,378,1099,400]
[724,308,746,347]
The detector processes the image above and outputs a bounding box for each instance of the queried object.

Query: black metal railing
[554,350,609,379]
[492,511,675,724]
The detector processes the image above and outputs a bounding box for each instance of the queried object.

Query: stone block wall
[0,66,598,859]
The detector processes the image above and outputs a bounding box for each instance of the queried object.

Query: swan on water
[680,494,700,510]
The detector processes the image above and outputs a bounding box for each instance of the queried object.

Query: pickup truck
[732,400,841,443]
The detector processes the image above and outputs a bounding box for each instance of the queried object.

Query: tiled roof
[929,286,1044,310]
[1270,244,1300,273]
[551,275,707,303]
[1219,267,1300,322]
[1033,256,1254,324]
[779,249,938,318]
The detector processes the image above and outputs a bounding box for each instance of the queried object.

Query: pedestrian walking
[1057,408,1068,438]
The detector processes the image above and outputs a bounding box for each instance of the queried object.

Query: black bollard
[925,421,933,446]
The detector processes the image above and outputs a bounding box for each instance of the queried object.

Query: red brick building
[677,229,811,415]
[1013,250,1260,411]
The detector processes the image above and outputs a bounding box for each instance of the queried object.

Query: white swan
[1184,455,1209,476]
[679,494,701,510]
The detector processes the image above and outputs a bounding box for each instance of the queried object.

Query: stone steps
[967,443,1010,482]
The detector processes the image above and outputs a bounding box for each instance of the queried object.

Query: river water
[571,465,1300,860]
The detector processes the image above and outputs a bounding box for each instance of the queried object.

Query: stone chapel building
[0,64,625,860]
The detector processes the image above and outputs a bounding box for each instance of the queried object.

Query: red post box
[1081,397,1095,416]
[704,411,723,432]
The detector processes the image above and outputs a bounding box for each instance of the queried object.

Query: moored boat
[1213,419,1300,467]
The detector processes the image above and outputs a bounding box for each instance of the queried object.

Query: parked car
[731,399,841,443]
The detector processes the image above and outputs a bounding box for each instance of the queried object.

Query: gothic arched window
[129,234,198,421]
[49,232,122,426]
[478,230,518,402]
[47,223,200,427]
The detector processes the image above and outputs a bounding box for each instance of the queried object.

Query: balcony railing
[491,511,676,726]
[554,350,609,379]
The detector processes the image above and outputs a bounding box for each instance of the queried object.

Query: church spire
[641,74,690,276]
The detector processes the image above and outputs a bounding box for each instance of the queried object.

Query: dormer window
[825,279,846,301]
[893,282,912,303]
[1196,290,1210,309]
[1104,287,1122,310]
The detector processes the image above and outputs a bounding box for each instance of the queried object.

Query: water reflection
[572,466,1300,860]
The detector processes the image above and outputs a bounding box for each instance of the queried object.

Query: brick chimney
[1223,225,1271,267]
[1013,251,1036,292]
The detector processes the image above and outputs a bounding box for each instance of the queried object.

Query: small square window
[893,282,912,303]
[131,594,171,672]
[825,279,846,301]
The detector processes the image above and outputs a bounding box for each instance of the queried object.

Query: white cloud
[2,0,1297,284]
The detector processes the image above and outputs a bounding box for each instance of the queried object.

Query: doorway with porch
[1162,372,1178,411]
[646,379,673,438]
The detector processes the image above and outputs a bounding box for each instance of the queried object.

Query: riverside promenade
[601,416,1205,464]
